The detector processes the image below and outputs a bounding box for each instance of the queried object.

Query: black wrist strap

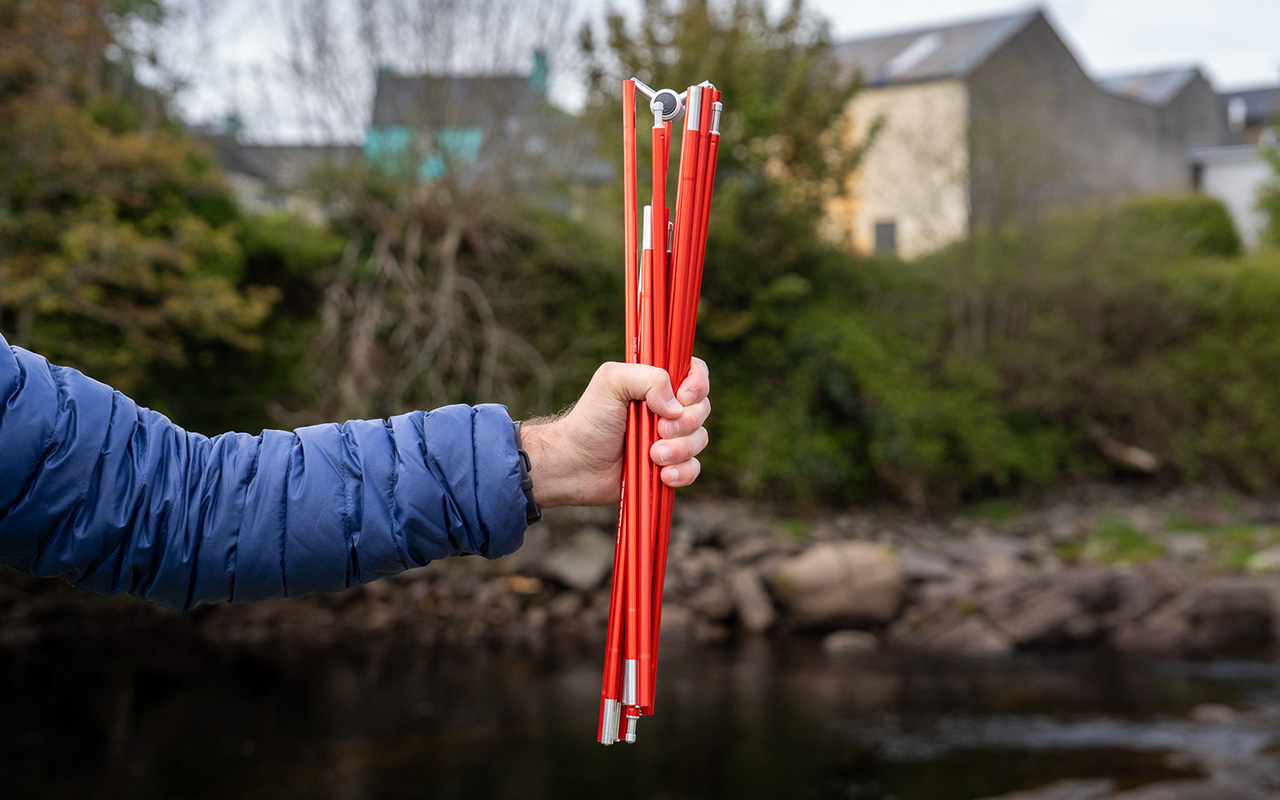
[513,421,542,525]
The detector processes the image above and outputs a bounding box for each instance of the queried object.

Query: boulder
[729,568,777,633]
[1114,577,1275,655]
[540,527,615,592]
[919,614,1014,657]
[899,546,952,582]
[768,542,905,627]
[821,629,878,657]
[688,581,735,622]
[978,570,1166,648]
[726,536,779,564]
[1187,703,1237,724]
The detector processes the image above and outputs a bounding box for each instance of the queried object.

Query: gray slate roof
[371,72,543,129]
[1097,67,1200,106]
[1217,85,1280,127]
[200,137,361,188]
[833,9,1040,87]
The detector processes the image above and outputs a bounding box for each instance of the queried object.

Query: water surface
[3,640,1277,799]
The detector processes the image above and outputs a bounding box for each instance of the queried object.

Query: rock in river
[540,527,615,592]
[767,542,904,628]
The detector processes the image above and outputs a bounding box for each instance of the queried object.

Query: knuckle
[596,361,622,381]
[701,396,711,415]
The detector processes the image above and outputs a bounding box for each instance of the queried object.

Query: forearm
[0,338,529,610]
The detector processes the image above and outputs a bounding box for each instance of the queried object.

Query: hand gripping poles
[599,78,722,745]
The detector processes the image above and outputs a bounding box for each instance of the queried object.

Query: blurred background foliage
[2,0,1280,511]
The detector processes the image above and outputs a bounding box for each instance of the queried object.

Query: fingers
[658,358,711,438]
[661,457,701,488]
[677,357,710,405]
[586,359,711,492]
[591,362,681,418]
[657,394,709,439]
[651,425,708,467]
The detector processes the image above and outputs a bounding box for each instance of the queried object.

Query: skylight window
[881,32,943,80]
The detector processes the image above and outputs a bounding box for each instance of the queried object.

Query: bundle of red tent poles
[598,77,721,746]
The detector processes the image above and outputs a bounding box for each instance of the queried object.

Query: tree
[580,0,868,499]
[265,0,614,422]
[0,0,278,426]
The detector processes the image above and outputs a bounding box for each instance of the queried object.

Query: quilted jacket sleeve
[0,333,529,610]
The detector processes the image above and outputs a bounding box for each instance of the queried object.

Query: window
[1227,97,1248,133]
[874,221,898,255]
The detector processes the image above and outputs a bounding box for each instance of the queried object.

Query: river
[3,639,1278,799]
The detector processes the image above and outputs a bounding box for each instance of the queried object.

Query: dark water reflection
[2,639,1278,800]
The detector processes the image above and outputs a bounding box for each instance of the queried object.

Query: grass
[1053,504,1280,573]
[1165,511,1213,533]
[1055,517,1164,566]
[966,498,1022,523]
[1195,523,1280,571]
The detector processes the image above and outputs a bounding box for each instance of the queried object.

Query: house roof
[832,9,1041,87]
[1217,85,1280,127]
[1097,67,1200,106]
[198,137,361,188]
[371,71,544,129]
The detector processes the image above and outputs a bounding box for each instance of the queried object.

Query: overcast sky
[807,0,1280,90]
[170,0,1280,142]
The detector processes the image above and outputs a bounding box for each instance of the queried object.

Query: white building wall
[1191,145,1273,248]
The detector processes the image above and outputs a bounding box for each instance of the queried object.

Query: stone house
[1220,85,1280,146]
[830,9,1228,258]
[202,52,606,219]
[366,52,607,193]
[195,128,359,223]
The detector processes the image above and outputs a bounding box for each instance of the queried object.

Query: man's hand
[518,359,711,508]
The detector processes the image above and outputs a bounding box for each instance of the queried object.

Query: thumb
[592,362,682,418]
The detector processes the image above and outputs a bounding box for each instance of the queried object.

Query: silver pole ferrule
[612,700,624,742]
[623,659,638,706]
[624,715,638,744]
[642,206,653,252]
[600,698,619,745]
[667,221,674,253]
[687,89,701,132]
[711,102,723,136]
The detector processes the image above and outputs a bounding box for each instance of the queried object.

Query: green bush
[697,192,1280,508]
[1259,145,1280,249]
[1107,193,1242,258]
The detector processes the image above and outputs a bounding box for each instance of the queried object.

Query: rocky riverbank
[4,484,1280,658]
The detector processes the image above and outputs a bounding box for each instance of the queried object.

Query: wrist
[518,416,579,509]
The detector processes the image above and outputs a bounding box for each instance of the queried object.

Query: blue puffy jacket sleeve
[0,333,529,610]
